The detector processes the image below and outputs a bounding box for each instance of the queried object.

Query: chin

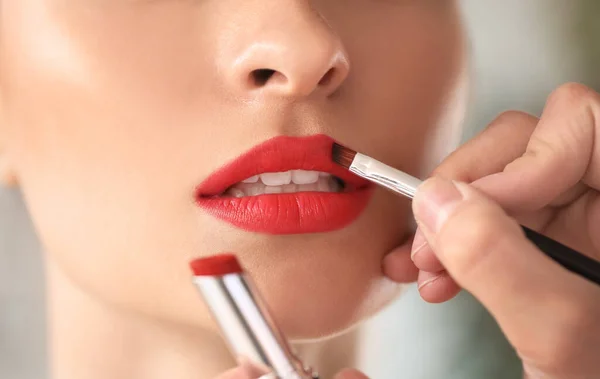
[284,279,406,343]
[218,197,411,341]
[186,169,413,339]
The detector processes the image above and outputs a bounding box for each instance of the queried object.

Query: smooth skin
[224,84,600,378]
[0,1,466,378]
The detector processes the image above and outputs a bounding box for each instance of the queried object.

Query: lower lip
[197,188,374,234]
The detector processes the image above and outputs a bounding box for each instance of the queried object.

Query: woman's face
[0,1,465,338]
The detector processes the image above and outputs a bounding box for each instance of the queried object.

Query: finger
[412,177,598,351]
[398,111,536,279]
[417,270,461,303]
[386,234,462,303]
[473,83,600,212]
[382,238,419,283]
[410,228,444,272]
[334,369,370,379]
[215,363,269,379]
[433,110,537,182]
[215,367,252,379]
[411,112,539,292]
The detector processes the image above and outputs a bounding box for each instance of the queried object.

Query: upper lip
[196,134,370,197]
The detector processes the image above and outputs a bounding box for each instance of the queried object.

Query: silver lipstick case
[193,273,319,379]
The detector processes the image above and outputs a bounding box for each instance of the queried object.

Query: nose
[220,5,350,98]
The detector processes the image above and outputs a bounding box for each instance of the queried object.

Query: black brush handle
[522,226,600,286]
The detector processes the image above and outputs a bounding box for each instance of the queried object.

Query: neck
[46,260,235,379]
[46,260,359,379]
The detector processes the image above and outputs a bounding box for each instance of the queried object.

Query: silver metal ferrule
[349,153,422,199]
[193,274,319,379]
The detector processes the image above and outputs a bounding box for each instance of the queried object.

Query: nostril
[318,68,335,87]
[245,61,345,95]
[251,69,277,86]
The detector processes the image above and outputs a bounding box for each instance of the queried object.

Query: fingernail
[414,177,464,233]
[410,228,427,261]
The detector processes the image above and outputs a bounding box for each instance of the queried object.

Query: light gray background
[1,1,597,378]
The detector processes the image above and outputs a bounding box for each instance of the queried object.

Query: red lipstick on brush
[195,134,373,235]
[190,254,319,379]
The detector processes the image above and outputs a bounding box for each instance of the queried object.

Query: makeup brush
[332,143,600,287]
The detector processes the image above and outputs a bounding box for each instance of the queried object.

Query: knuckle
[522,132,563,161]
[432,110,538,182]
[541,83,600,159]
[486,110,538,149]
[430,165,454,179]
[436,201,508,281]
[547,83,600,118]
[490,110,537,131]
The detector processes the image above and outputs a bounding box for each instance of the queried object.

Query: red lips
[195,134,373,234]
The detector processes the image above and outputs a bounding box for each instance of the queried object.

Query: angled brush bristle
[331,143,357,169]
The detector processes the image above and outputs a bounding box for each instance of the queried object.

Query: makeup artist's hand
[215,367,368,379]
[384,83,600,378]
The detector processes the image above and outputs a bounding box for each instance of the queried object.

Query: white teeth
[243,170,323,185]
[297,183,319,192]
[317,179,330,192]
[225,175,343,198]
[260,171,292,186]
[282,183,298,193]
[242,175,259,183]
[226,188,245,198]
[264,186,283,194]
[246,185,264,197]
[291,170,320,184]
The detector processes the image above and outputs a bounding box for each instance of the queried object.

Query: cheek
[253,193,409,338]
[0,5,219,324]
[328,3,467,173]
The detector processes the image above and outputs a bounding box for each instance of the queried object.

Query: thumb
[214,364,268,379]
[412,178,586,347]
[217,368,369,379]
[214,367,251,379]
[334,369,370,379]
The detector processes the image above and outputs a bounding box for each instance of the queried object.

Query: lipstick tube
[190,254,319,379]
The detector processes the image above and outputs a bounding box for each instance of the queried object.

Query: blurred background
[1,1,599,378]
